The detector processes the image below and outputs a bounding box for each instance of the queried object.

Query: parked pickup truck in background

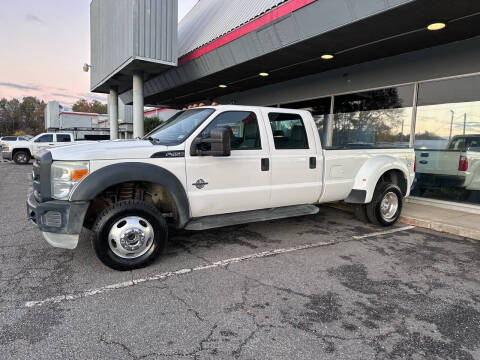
[415,135,480,195]
[27,105,415,270]
[2,132,79,164]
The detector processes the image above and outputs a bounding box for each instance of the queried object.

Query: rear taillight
[459,156,468,171]
[413,156,416,172]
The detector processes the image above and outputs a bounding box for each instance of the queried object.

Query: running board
[185,205,319,231]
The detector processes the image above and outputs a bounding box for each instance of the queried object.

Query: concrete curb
[326,202,480,241]
[399,215,480,241]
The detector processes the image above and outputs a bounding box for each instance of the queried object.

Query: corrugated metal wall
[135,0,177,61]
[91,0,134,90]
[178,0,287,56]
[90,0,177,91]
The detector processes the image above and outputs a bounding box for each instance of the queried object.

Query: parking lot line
[24,225,415,308]
[352,225,415,239]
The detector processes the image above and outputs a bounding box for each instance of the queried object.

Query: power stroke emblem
[193,179,208,189]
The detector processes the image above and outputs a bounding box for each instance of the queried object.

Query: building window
[268,112,309,149]
[202,111,261,150]
[413,75,480,204]
[331,86,414,149]
[281,97,331,145]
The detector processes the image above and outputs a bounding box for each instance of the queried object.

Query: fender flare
[70,163,190,228]
[345,155,410,204]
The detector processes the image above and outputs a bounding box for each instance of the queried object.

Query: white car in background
[2,132,78,164]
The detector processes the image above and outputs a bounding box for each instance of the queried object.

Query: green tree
[72,99,107,114]
[144,116,161,134]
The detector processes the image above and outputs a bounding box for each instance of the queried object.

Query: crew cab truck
[27,105,415,270]
[2,132,76,165]
[415,134,480,195]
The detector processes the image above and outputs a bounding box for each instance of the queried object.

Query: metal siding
[178,0,288,56]
[274,15,300,46]
[91,0,177,91]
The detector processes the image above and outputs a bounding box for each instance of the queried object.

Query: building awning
[117,0,480,107]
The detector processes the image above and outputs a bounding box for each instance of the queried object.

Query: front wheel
[92,200,168,270]
[13,151,30,165]
[366,182,403,226]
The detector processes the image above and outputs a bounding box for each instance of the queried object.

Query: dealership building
[90,0,480,210]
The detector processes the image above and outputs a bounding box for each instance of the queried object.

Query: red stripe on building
[60,112,99,117]
[178,0,316,66]
[144,109,172,116]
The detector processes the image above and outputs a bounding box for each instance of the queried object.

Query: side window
[4,136,16,141]
[35,134,53,143]
[201,111,261,150]
[268,113,309,149]
[56,134,72,142]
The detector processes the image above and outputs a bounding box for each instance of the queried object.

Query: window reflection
[413,75,480,204]
[332,86,413,149]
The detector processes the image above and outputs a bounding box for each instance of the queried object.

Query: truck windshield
[144,108,215,145]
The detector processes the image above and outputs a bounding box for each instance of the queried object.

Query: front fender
[70,162,190,228]
[345,155,410,204]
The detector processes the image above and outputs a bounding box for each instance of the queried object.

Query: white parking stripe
[352,225,415,239]
[25,226,414,308]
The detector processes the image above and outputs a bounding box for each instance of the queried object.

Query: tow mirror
[191,127,231,156]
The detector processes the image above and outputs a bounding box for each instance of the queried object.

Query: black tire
[92,200,168,270]
[353,204,368,223]
[13,151,30,165]
[365,182,403,226]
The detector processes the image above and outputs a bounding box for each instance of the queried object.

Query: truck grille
[33,151,53,202]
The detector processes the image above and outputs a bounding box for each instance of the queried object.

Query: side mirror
[191,127,231,156]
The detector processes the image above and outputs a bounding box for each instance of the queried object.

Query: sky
[0,0,199,108]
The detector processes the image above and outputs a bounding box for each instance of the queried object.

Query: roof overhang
[118,0,480,107]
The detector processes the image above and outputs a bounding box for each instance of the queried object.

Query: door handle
[48,143,55,146]
[261,158,269,171]
[309,157,316,169]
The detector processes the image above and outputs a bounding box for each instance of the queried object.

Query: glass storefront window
[332,86,414,149]
[413,75,480,204]
[280,97,331,145]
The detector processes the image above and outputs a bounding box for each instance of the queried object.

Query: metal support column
[108,87,119,140]
[133,71,144,138]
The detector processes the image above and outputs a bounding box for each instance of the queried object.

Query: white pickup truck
[415,134,480,194]
[27,105,415,270]
[2,132,78,164]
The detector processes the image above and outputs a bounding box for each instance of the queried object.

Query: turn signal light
[458,156,468,171]
[72,169,89,181]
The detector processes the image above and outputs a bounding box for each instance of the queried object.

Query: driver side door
[185,110,271,218]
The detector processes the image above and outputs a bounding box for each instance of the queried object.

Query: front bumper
[27,192,89,249]
[2,150,12,161]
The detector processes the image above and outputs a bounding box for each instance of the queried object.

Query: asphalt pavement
[0,161,479,359]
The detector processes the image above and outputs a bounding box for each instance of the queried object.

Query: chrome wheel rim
[17,154,26,163]
[108,216,154,259]
[380,191,399,221]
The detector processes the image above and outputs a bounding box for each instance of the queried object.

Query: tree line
[0,97,108,136]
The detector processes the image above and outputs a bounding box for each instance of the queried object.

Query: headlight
[4,145,9,151]
[51,161,89,200]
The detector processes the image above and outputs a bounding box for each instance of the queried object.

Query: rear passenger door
[264,110,322,207]
[55,134,73,149]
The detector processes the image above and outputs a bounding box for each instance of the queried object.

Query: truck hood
[48,140,169,161]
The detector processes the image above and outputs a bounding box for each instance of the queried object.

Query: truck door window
[35,134,53,143]
[268,113,309,149]
[201,111,261,150]
[56,134,72,142]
